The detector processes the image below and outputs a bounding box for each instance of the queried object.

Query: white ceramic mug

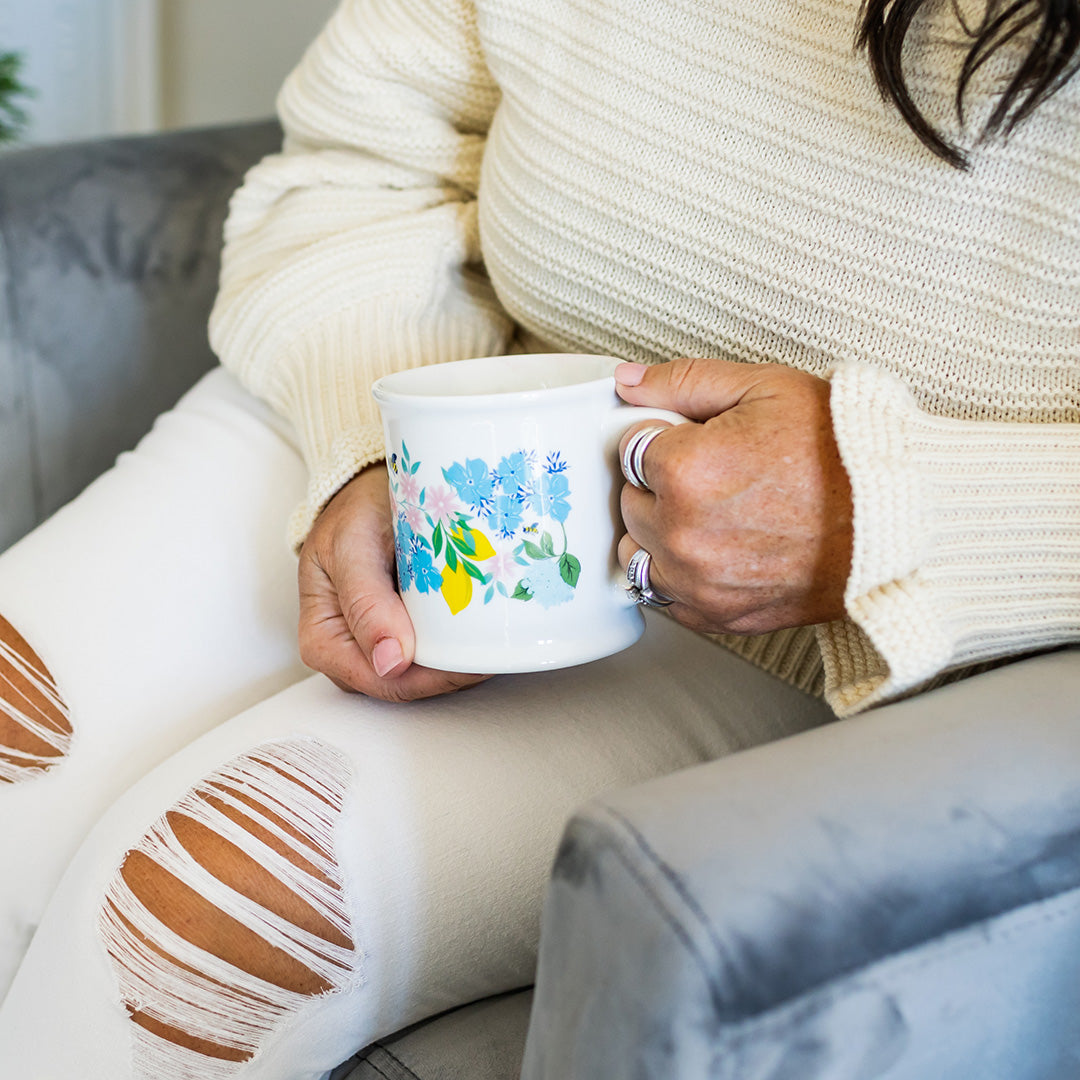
[372,353,685,673]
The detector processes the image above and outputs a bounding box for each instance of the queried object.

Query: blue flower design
[444,458,494,509]
[394,519,415,588]
[390,441,580,614]
[529,472,571,523]
[521,557,574,609]
[486,493,525,538]
[411,548,443,594]
[395,558,414,595]
[496,451,532,495]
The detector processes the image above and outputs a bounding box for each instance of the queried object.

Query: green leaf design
[512,582,534,601]
[462,558,486,582]
[432,522,443,557]
[541,531,556,557]
[522,540,547,560]
[445,544,458,572]
[559,553,581,587]
[452,530,477,556]
[410,461,420,474]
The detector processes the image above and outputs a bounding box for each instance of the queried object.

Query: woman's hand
[297,465,490,701]
[615,358,854,636]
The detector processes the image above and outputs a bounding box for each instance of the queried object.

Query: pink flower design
[490,547,520,585]
[398,472,420,504]
[424,484,461,521]
[404,504,425,532]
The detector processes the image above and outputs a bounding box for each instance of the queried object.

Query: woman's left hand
[615,357,854,635]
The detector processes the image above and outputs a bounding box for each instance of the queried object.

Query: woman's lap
[0,368,836,1078]
[1,616,832,1078]
[0,368,310,995]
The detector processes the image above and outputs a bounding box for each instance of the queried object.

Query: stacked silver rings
[622,425,675,607]
[625,547,674,608]
[621,424,668,491]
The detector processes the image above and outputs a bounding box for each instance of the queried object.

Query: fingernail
[614,361,648,386]
[372,637,404,678]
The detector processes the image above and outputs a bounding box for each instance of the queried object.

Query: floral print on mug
[388,442,582,614]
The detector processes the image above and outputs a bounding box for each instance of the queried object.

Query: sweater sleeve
[818,361,1080,716]
[209,0,514,548]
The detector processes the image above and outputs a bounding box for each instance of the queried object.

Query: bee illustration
[522,522,540,534]
[389,453,399,474]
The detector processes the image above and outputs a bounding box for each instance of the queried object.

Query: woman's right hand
[297,465,491,702]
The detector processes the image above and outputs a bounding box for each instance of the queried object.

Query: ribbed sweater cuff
[270,305,510,550]
[821,362,1080,715]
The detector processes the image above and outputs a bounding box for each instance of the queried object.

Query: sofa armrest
[0,120,282,552]
[523,648,1080,1079]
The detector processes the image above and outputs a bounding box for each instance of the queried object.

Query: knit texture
[209,0,1080,715]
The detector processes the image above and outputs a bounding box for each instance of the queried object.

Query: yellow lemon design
[469,529,496,560]
[450,526,496,561]
[440,561,473,615]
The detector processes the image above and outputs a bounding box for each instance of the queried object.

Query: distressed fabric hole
[99,737,358,1079]
[205,780,335,864]
[0,614,72,783]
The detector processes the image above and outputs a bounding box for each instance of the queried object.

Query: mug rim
[371,353,621,407]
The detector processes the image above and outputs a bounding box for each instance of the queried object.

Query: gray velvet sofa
[2,123,1079,1080]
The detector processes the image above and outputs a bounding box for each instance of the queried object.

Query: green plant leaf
[451,530,477,556]
[522,540,547,560]
[541,532,556,557]
[512,582,533,601]
[445,544,458,572]
[559,553,581,587]
[461,558,486,582]
[0,51,33,144]
[432,522,443,557]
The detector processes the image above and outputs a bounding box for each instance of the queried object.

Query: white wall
[160,0,339,130]
[0,0,160,144]
[0,0,339,145]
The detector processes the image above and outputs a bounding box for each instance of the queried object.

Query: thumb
[297,468,417,684]
[614,357,766,421]
[331,549,416,679]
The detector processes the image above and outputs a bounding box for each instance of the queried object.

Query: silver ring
[621,424,668,491]
[626,546,652,592]
[632,585,675,609]
[624,547,675,607]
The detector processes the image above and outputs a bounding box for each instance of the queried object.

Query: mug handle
[603,404,690,606]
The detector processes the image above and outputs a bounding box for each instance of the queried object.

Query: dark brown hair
[856,0,1080,166]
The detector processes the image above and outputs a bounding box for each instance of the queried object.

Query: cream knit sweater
[209,0,1080,716]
